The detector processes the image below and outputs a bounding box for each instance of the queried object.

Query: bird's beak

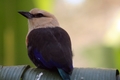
[18,11,33,19]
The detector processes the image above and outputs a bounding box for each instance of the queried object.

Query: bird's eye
[34,13,46,18]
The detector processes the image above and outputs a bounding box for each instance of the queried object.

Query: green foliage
[81,44,120,70]
[114,47,120,70]
[34,0,55,12]
[0,0,53,66]
[0,0,35,66]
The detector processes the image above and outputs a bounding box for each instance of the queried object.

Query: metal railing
[0,65,119,80]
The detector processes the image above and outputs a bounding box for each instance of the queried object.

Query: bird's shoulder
[27,27,70,43]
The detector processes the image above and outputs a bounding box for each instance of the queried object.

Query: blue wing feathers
[57,68,71,80]
[34,49,51,68]
[34,49,62,69]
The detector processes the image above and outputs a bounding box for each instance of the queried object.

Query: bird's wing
[27,27,73,73]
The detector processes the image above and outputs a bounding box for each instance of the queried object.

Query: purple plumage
[27,27,73,74]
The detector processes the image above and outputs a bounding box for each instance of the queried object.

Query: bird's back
[27,27,73,74]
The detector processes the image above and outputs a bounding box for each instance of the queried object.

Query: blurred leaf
[0,0,55,67]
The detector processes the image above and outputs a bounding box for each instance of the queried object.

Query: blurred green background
[0,0,120,70]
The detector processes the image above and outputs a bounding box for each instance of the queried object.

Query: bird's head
[18,8,59,32]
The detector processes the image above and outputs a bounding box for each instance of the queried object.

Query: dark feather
[27,27,73,75]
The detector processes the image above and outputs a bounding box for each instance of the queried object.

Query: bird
[18,8,73,80]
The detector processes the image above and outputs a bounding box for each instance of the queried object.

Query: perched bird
[18,8,73,80]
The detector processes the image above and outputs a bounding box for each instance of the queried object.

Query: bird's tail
[57,68,71,80]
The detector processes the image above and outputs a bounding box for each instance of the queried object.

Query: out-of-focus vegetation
[54,0,120,70]
[0,0,54,67]
[0,0,120,70]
